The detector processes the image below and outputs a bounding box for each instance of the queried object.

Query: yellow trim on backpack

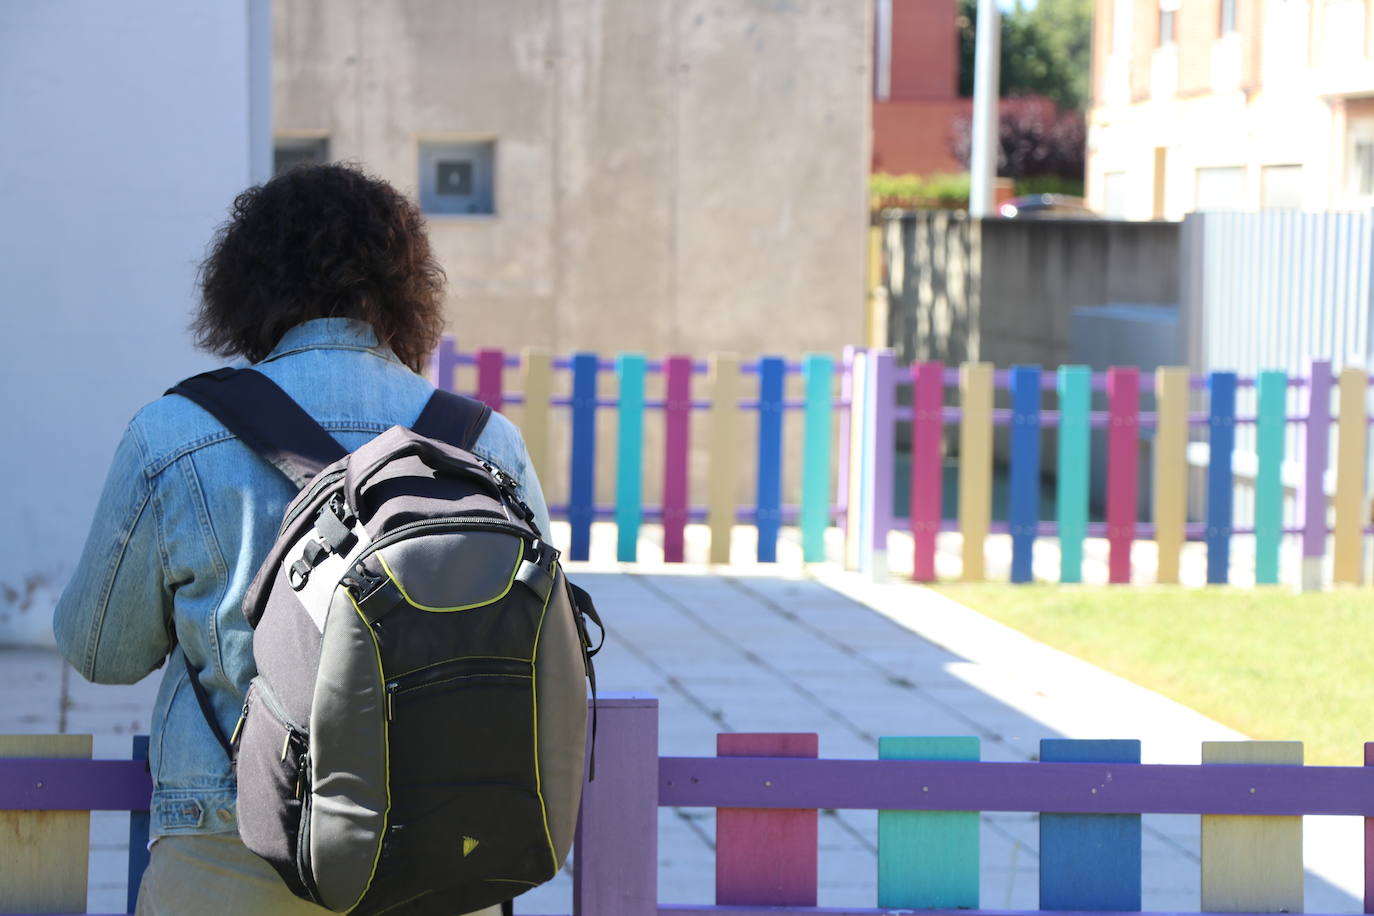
[528,562,561,876]
[375,538,522,612]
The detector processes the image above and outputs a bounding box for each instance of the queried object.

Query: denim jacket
[53,319,550,840]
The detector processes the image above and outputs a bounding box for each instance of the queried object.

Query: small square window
[419,140,495,215]
[274,137,329,175]
[1219,0,1238,33]
[1159,7,1176,45]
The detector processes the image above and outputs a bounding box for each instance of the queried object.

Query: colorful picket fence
[845,352,1372,588]
[436,339,1372,588]
[587,697,1374,915]
[8,697,1374,915]
[432,338,846,565]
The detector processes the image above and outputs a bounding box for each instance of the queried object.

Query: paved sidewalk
[3,521,1362,913]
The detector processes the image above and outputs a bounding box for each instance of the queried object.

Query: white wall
[0,0,270,645]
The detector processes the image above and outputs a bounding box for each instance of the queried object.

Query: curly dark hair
[193,163,445,373]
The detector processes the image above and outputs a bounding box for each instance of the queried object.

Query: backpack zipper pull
[385,682,398,721]
[229,697,251,748]
[295,751,309,799]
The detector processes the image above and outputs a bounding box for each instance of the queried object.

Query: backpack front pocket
[233,678,318,903]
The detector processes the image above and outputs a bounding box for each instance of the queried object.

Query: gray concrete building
[273,0,872,359]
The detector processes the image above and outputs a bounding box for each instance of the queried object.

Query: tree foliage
[950,100,1087,180]
[958,0,1093,112]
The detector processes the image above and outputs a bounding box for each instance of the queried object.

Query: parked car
[999,194,1099,219]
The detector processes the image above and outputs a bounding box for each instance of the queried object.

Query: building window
[1195,166,1246,211]
[1353,142,1374,197]
[419,140,495,216]
[1219,0,1238,33]
[273,137,329,175]
[1159,5,1177,45]
[1261,165,1303,209]
[1103,171,1128,218]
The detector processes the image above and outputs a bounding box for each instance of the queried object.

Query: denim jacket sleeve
[53,418,175,684]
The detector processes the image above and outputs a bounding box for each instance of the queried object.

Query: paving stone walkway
[2,522,1362,914]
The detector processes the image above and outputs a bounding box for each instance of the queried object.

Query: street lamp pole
[969,0,1001,217]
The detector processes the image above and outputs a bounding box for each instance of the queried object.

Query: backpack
[169,367,601,915]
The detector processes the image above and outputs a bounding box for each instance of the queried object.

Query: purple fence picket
[663,356,692,563]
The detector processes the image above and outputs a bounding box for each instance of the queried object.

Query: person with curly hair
[53,163,548,915]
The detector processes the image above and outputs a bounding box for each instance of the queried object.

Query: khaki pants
[136,834,501,916]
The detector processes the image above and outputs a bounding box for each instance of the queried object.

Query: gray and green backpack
[170,368,601,915]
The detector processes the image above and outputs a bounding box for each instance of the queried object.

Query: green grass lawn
[931,584,1374,766]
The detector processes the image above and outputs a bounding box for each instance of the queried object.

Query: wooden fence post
[877,737,979,908]
[1040,739,1142,910]
[573,696,659,916]
[1200,741,1303,913]
[127,735,151,913]
[0,735,93,914]
[715,734,818,907]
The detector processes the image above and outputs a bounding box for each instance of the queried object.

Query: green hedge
[870,172,1085,211]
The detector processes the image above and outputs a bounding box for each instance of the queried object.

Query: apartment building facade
[1088,0,1374,217]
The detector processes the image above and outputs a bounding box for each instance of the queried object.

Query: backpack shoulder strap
[166,368,347,489]
[411,389,492,450]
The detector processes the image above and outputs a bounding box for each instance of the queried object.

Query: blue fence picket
[1009,365,1042,584]
[756,356,785,562]
[1206,372,1237,584]
[569,352,598,562]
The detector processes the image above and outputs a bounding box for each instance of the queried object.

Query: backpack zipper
[344,518,535,595]
[384,657,532,720]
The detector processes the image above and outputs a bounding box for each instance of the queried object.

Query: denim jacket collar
[256,318,403,365]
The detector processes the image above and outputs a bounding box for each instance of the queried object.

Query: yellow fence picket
[1200,741,1304,913]
[520,348,553,487]
[0,735,93,914]
[959,363,994,581]
[707,354,741,564]
[1333,367,1367,584]
[1153,367,1189,584]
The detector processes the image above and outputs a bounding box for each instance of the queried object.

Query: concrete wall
[274,0,871,358]
[883,211,1182,369]
[0,1,270,645]
[275,0,871,511]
